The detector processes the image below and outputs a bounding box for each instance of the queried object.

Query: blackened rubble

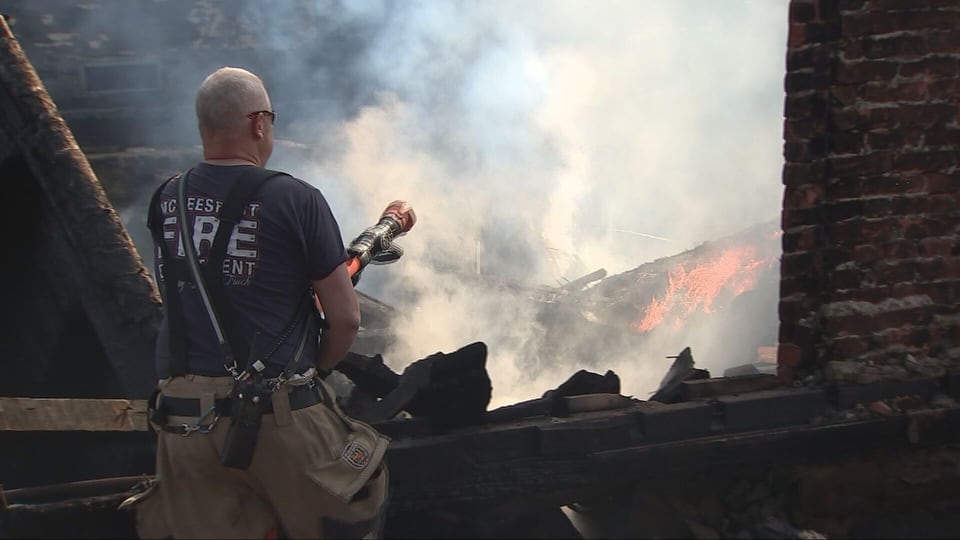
[5,344,960,538]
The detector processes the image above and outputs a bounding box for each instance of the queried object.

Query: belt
[160,383,324,418]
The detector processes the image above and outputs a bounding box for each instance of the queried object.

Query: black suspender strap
[149,166,287,378]
[176,168,243,378]
[203,167,286,375]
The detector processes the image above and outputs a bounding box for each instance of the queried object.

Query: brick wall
[779,0,960,383]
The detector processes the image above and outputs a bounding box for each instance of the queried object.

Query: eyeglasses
[247,110,276,125]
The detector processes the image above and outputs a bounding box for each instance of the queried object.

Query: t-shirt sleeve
[299,185,349,280]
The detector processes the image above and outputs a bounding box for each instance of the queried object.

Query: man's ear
[251,117,264,140]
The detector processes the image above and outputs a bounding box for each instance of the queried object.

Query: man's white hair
[195,67,270,135]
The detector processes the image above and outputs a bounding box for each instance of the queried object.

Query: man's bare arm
[311,262,360,371]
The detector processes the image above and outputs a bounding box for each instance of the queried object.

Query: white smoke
[15,0,788,406]
[267,0,789,406]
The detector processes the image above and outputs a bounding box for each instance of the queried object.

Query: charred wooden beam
[0,17,161,399]
[358,342,492,429]
[680,374,784,400]
[0,398,147,431]
[557,268,607,292]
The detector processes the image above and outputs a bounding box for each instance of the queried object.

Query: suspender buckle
[179,405,220,436]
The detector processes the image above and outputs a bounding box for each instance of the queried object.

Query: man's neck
[203,157,259,166]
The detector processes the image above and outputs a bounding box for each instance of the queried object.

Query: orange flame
[632,245,767,333]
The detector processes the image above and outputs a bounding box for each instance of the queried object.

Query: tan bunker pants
[133,375,390,539]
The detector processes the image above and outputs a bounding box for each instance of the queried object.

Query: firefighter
[133,66,390,539]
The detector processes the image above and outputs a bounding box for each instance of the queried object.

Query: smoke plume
[21,0,788,406]
[267,0,789,406]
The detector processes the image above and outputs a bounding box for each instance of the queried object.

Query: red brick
[872,0,960,8]
[791,1,819,22]
[928,77,960,98]
[825,199,866,223]
[875,259,917,282]
[831,132,866,155]
[893,150,958,173]
[858,175,926,196]
[854,244,882,264]
[828,176,865,198]
[777,363,797,384]
[920,238,957,257]
[787,70,835,93]
[921,281,960,304]
[863,195,927,218]
[924,126,960,147]
[904,216,953,238]
[842,38,866,61]
[926,194,957,214]
[925,29,960,53]
[843,9,960,36]
[828,151,893,176]
[825,246,855,269]
[833,266,865,289]
[780,296,815,323]
[841,12,902,36]
[862,80,928,102]
[783,162,826,186]
[923,172,960,193]
[786,184,826,209]
[882,240,918,259]
[832,286,894,303]
[783,206,829,229]
[782,251,819,276]
[832,336,871,358]
[865,131,905,150]
[836,59,902,83]
[838,0,867,11]
[860,196,897,218]
[832,106,869,130]
[862,105,953,131]
[782,224,820,250]
[805,22,842,43]
[825,312,878,335]
[891,282,920,297]
[784,118,820,140]
[916,257,950,280]
[858,33,927,59]
[899,56,960,78]
[943,257,960,279]
[832,217,899,244]
[876,306,934,328]
[789,23,809,48]
[788,46,835,71]
[778,343,804,368]
[781,274,821,297]
[785,93,830,120]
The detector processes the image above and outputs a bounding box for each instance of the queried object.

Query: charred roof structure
[0,14,161,400]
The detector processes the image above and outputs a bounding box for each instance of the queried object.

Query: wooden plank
[0,398,148,432]
[680,374,783,400]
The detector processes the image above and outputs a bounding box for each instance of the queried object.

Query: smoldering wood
[680,373,784,400]
[556,268,607,292]
[352,341,492,429]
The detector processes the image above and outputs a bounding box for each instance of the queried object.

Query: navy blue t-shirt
[152,163,348,378]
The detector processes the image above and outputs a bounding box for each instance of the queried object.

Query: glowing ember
[632,245,768,333]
